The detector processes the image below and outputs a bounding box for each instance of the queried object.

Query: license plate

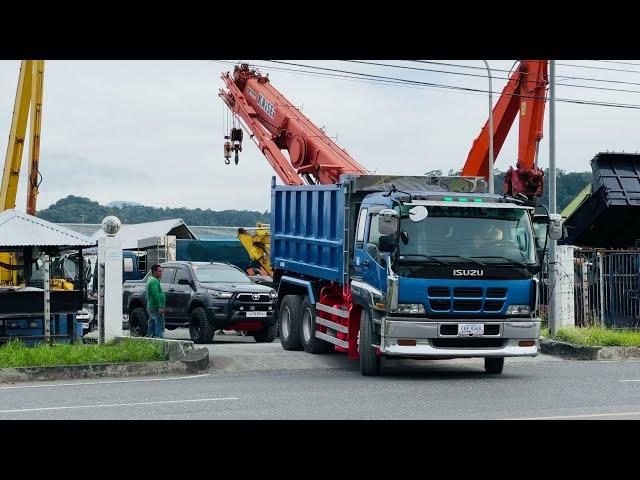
[458,323,484,336]
[246,311,267,318]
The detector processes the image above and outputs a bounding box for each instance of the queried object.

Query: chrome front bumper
[380,317,541,358]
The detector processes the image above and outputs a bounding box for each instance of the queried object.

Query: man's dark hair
[151,264,162,274]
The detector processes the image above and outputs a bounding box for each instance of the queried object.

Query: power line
[595,60,640,67]
[557,62,640,74]
[345,60,640,95]
[263,60,640,110]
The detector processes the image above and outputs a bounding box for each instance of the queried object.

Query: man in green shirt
[146,264,166,338]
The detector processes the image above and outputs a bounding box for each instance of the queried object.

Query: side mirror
[252,277,263,284]
[408,205,428,223]
[547,214,564,241]
[379,234,396,253]
[378,208,399,235]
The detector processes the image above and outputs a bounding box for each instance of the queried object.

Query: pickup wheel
[189,307,215,344]
[300,298,329,354]
[359,309,381,376]
[279,295,303,351]
[252,324,277,343]
[129,307,148,337]
[484,357,504,374]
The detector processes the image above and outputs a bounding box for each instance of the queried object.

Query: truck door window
[160,267,176,284]
[175,268,191,284]
[356,208,368,244]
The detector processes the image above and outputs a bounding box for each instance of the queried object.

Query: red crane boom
[219,64,368,186]
[462,60,549,198]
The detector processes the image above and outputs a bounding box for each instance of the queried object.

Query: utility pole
[483,60,495,194]
[548,60,558,337]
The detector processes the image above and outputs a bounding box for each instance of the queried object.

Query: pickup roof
[123,261,278,343]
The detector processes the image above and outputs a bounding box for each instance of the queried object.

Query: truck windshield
[192,264,252,284]
[397,205,536,265]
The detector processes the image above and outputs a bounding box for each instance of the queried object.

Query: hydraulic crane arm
[0,60,45,215]
[219,64,368,186]
[462,60,549,179]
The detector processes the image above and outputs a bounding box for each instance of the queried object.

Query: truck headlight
[507,304,530,315]
[398,303,426,314]
[269,290,278,299]
[209,290,233,299]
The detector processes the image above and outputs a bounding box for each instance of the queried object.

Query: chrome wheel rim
[281,306,290,340]
[302,307,312,342]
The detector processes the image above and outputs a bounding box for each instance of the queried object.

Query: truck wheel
[279,295,303,351]
[129,307,148,337]
[300,298,329,354]
[359,309,380,376]
[189,307,215,344]
[484,357,504,374]
[253,324,277,343]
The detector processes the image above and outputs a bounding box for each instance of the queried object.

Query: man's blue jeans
[147,308,165,338]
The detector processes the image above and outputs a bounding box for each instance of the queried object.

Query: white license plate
[458,323,484,336]
[246,311,267,318]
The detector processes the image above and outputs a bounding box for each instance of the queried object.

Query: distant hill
[106,200,143,208]
[38,195,270,226]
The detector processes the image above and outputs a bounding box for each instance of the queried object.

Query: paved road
[3,331,640,419]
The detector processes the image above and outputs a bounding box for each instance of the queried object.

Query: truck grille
[427,286,508,314]
[440,324,500,336]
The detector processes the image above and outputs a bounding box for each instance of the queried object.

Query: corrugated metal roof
[0,210,95,247]
[91,218,196,249]
[60,223,102,236]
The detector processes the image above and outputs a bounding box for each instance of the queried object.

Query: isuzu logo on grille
[453,269,484,277]
[252,294,261,300]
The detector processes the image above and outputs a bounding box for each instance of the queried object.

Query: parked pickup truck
[122,261,278,343]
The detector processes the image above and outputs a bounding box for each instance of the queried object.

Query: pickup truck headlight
[398,303,426,314]
[209,290,233,299]
[269,291,278,299]
[507,304,530,315]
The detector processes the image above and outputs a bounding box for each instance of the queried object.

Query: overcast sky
[1,60,639,213]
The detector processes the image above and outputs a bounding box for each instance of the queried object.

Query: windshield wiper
[397,254,450,266]
[469,256,529,269]
[430,255,486,267]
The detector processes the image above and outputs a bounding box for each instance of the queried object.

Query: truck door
[362,209,388,291]
[159,267,177,318]
[173,267,193,320]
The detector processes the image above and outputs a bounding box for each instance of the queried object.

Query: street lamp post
[483,60,495,194]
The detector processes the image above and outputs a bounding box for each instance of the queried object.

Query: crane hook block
[231,127,243,143]
[224,139,232,164]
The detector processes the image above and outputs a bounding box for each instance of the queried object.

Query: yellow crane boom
[0,60,45,285]
[237,223,272,276]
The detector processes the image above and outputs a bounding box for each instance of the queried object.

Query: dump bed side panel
[271,183,346,283]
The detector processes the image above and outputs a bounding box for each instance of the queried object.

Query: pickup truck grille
[236,293,271,302]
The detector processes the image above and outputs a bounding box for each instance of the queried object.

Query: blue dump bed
[271,182,346,283]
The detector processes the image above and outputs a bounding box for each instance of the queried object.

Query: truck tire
[253,324,277,343]
[129,307,148,337]
[189,307,215,344]
[359,309,381,376]
[484,357,504,374]
[279,295,303,351]
[300,297,329,354]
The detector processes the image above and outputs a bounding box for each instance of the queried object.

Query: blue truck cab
[271,175,547,376]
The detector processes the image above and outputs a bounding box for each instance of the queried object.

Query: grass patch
[554,327,640,347]
[0,338,168,369]
[541,327,549,337]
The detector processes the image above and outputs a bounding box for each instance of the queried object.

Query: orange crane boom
[462,60,548,197]
[219,64,368,186]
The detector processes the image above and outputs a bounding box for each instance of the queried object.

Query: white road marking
[0,373,211,390]
[511,411,640,420]
[619,379,640,382]
[0,397,238,414]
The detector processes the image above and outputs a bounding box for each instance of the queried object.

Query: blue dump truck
[272,175,549,375]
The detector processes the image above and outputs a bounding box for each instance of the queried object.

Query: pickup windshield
[193,264,252,284]
[397,205,536,265]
